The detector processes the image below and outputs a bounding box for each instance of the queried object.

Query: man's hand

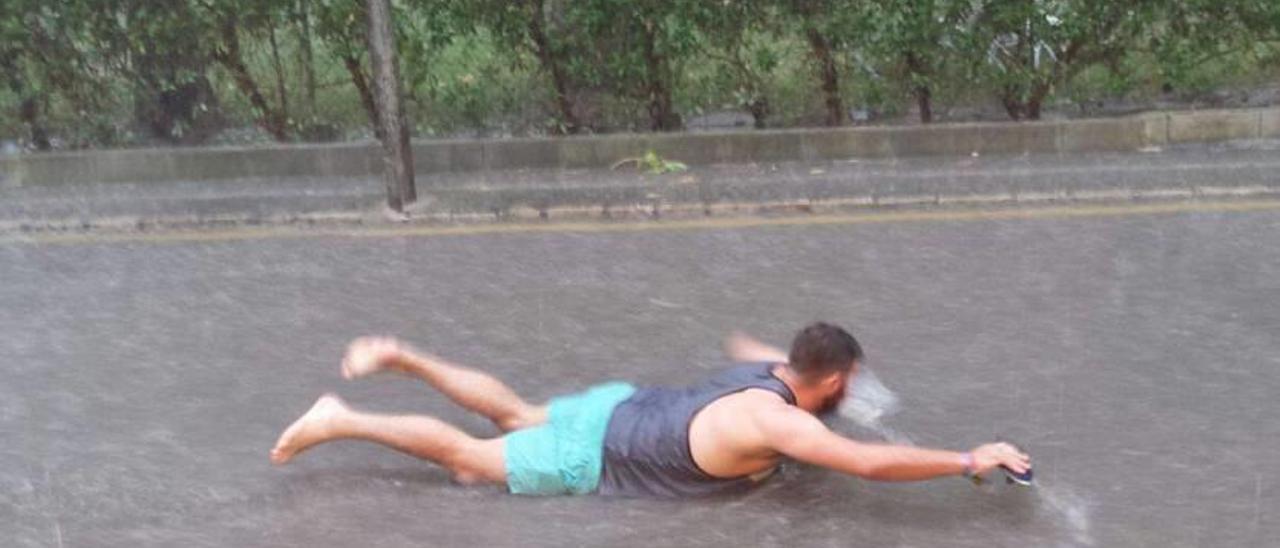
[967,442,1031,476]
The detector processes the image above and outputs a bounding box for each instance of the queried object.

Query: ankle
[392,347,440,375]
[387,352,419,374]
[326,408,357,435]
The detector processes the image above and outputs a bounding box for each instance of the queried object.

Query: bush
[2,0,1277,150]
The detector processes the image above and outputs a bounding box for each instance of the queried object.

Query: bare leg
[341,337,546,431]
[270,394,506,485]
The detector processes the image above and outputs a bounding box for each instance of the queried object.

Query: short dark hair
[787,322,862,380]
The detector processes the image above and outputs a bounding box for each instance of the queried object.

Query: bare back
[689,389,790,479]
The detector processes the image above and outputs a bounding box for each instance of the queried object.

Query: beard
[816,386,847,416]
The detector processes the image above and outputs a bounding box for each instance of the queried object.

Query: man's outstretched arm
[752,402,1029,482]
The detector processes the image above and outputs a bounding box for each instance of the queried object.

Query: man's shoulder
[701,389,790,427]
[720,387,790,409]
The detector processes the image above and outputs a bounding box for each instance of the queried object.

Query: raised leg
[270,394,506,485]
[341,337,547,431]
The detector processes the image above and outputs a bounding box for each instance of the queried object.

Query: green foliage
[611,149,689,174]
[1154,0,1280,92]
[2,0,1279,149]
[411,29,545,136]
[966,0,1166,119]
[680,1,794,127]
[642,149,688,174]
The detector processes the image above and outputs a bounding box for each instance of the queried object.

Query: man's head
[785,322,863,414]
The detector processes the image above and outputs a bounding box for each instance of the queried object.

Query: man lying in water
[270,322,1030,497]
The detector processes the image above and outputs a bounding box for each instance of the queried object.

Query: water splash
[837,368,914,444]
[835,367,1093,546]
[1037,482,1095,546]
[839,367,900,427]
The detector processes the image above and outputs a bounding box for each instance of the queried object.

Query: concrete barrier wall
[3,107,1276,187]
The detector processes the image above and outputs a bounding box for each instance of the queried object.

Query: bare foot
[340,336,404,380]
[270,394,348,465]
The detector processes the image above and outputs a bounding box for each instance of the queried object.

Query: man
[271,322,1030,497]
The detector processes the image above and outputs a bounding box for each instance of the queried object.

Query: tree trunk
[2,55,48,150]
[525,0,581,134]
[641,21,681,131]
[915,85,933,124]
[1000,84,1026,120]
[212,16,289,140]
[805,27,843,126]
[343,55,382,140]
[365,0,416,212]
[294,0,317,113]
[268,18,290,119]
[19,97,51,151]
[748,97,769,129]
[1025,81,1051,120]
[904,51,932,124]
[1024,96,1044,120]
[136,76,222,144]
[1000,81,1051,121]
[1025,98,1042,120]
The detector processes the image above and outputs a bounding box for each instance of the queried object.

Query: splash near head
[837,367,913,444]
[839,367,899,427]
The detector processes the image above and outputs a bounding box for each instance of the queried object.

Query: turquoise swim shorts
[504,382,636,495]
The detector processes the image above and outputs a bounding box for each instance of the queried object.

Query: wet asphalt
[2,202,1278,547]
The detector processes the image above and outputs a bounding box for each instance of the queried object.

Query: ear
[818,371,844,391]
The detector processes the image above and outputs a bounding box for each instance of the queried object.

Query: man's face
[816,366,856,415]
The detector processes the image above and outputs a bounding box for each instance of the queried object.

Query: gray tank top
[596,363,797,498]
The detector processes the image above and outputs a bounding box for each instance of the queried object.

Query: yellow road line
[7,199,1280,246]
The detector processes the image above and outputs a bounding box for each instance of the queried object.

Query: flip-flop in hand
[970,442,1033,482]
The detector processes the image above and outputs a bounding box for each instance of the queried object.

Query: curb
[6,184,1278,236]
[3,107,1278,187]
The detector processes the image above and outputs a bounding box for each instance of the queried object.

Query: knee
[497,405,547,432]
[447,462,501,486]
[451,469,484,485]
[444,439,505,485]
[495,416,527,432]
[443,453,482,484]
